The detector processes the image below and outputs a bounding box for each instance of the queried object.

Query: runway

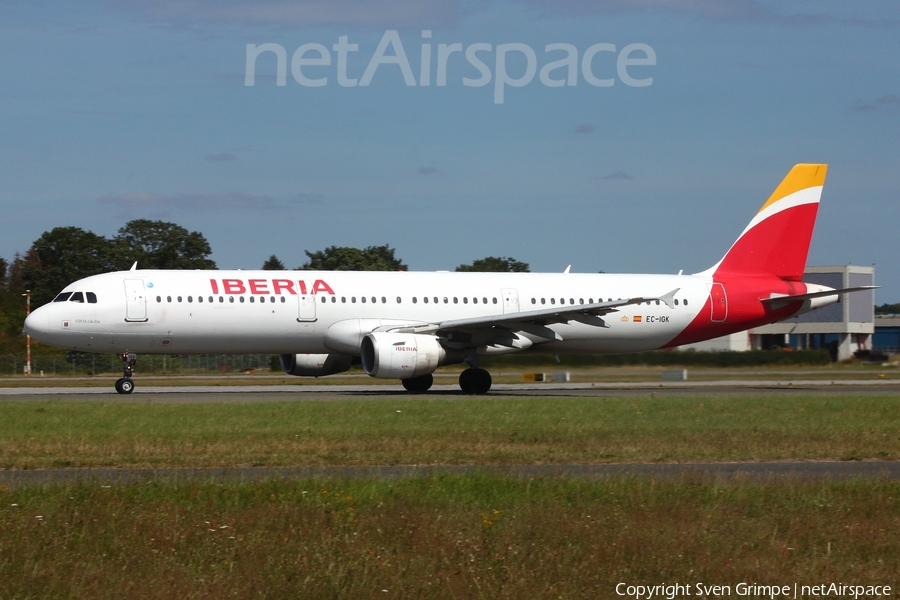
[2,461,900,487]
[2,379,900,401]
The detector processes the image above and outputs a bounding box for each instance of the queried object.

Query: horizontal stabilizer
[761,285,877,304]
[760,285,878,309]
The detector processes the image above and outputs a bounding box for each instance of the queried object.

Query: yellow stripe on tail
[756,163,827,214]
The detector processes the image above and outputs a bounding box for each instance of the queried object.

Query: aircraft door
[502,288,519,314]
[708,282,727,322]
[298,280,317,322]
[124,279,148,322]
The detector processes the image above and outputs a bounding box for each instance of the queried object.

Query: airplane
[24,164,874,395]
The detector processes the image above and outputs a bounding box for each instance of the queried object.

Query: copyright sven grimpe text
[615,582,892,599]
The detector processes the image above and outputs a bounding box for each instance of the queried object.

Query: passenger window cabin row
[151,294,690,307]
[531,297,690,306]
[153,295,501,305]
[51,291,690,308]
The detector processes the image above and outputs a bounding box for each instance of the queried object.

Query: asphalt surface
[2,461,900,487]
[2,379,900,401]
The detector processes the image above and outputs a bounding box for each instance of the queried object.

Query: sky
[2,0,899,300]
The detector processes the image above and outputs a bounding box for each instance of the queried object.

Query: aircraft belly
[541,317,688,353]
[89,310,325,354]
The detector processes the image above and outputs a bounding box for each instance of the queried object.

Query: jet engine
[360,332,461,379]
[279,353,353,377]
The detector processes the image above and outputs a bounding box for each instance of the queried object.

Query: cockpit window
[53,292,73,302]
[86,292,98,304]
[69,292,85,303]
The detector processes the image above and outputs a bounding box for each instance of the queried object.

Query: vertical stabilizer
[704,164,827,281]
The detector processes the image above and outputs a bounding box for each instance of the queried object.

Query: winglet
[657,288,680,309]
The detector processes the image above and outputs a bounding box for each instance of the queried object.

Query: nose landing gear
[115,351,137,394]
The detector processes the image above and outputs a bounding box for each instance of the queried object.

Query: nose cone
[24,305,56,342]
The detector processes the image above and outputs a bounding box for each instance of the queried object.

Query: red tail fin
[705,164,827,282]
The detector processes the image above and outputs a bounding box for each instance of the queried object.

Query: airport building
[679,265,876,360]
[873,315,900,355]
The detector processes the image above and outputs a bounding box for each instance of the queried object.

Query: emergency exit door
[298,280,317,322]
[124,279,148,322]
[502,288,519,314]
[709,282,727,322]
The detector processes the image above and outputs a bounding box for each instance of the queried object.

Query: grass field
[2,393,900,469]
[1,476,898,599]
[2,391,899,598]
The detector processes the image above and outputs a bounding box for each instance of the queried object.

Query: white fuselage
[25,269,710,355]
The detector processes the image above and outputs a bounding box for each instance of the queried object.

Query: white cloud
[108,0,470,29]
[289,193,325,204]
[205,152,238,162]
[854,94,900,111]
[597,171,633,180]
[516,0,898,28]
[99,191,287,210]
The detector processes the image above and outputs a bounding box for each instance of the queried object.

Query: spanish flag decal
[634,315,642,323]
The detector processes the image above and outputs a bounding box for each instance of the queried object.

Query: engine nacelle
[360,332,459,379]
[279,353,353,377]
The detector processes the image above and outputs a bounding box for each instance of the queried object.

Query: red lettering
[222,279,246,294]
[249,279,269,294]
[210,279,219,294]
[313,279,335,295]
[298,281,308,295]
[272,279,296,295]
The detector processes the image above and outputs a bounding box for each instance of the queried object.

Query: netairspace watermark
[615,581,892,599]
[244,29,656,104]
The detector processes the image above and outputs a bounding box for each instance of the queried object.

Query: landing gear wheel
[459,368,491,394]
[116,351,138,394]
[402,373,434,393]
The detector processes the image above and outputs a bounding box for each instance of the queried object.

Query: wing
[380,288,680,348]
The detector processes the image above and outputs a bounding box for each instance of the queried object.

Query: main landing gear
[402,373,433,393]
[400,368,492,394]
[115,351,137,394]
[459,368,492,395]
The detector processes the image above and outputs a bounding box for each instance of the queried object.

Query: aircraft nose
[24,305,56,341]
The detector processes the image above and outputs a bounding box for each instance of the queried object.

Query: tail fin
[703,164,827,282]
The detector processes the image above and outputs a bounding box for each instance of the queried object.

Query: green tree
[0,254,32,343]
[455,256,530,272]
[262,255,286,270]
[113,219,216,270]
[0,256,15,339]
[875,302,900,315]
[20,228,116,306]
[0,294,20,343]
[5,253,26,291]
[299,245,407,271]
